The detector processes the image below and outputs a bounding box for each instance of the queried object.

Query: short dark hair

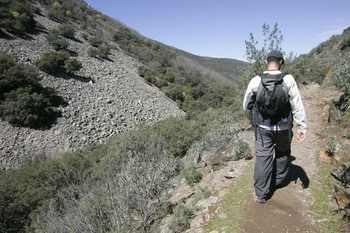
[267,56,284,65]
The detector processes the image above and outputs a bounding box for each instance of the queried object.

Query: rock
[241,119,250,131]
[168,184,195,205]
[332,180,350,208]
[190,215,205,230]
[322,104,331,122]
[195,196,219,211]
[224,167,236,179]
[198,145,236,172]
[330,164,350,210]
[319,150,332,163]
[224,171,235,179]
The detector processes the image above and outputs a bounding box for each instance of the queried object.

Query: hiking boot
[276,179,288,189]
[256,197,266,204]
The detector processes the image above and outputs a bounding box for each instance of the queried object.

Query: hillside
[0,11,185,169]
[0,0,246,169]
[307,26,350,66]
[285,26,350,84]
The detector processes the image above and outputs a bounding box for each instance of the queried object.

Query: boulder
[330,165,350,212]
[197,144,236,172]
[319,150,332,163]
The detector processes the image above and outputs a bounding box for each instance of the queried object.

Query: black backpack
[255,72,289,116]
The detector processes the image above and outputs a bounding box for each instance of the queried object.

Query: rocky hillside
[0,10,185,169]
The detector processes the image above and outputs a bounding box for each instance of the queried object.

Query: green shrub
[234,139,252,160]
[155,76,168,88]
[166,83,184,102]
[53,1,62,10]
[81,32,89,40]
[152,117,204,157]
[331,52,350,111]
[57,24,75,39]
[0,60,39,98]
[0,52,16,72]
[46,29,70,51]
[87,47,98,57]
[51,37,69,51]
[35,51,70,74]
[0,0,37,35]
[144,74,157,84]
[0,52,61,127]
[64,58,82,74]
[182,165,202,186]
[0,87,55,128]
[112,27,140,49]
[169,205,194,233]
[0,151,94,232]
[138,66,158,84]
[97,44,110,59]
[88,35,103,47]
[326,135,339,156]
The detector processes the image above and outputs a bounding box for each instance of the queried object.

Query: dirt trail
[242,83,323,232]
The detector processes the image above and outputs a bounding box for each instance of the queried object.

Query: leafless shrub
[36,131,179,232]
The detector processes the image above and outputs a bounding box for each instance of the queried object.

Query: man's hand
[297,132,306,144]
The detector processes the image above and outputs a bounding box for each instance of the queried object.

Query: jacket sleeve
[243,76,260,122]
[286,75,307,133]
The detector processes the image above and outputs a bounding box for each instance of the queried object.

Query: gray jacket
[243,70,307,133]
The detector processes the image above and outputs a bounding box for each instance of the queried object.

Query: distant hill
[175,49,248,86]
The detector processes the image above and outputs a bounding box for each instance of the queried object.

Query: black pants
[254,127,293,199]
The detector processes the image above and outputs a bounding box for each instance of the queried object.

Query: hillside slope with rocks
[0,12,184,170]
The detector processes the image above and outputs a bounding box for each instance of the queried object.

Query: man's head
[266,50,284,68]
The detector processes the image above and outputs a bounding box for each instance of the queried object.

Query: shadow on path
[287,156,310,189]
[268,155,310,199]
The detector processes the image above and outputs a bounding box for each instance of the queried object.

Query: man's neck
[267,65,280,70]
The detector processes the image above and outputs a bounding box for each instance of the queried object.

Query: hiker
[242,50,307,203]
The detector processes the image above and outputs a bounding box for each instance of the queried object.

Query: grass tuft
[206,161,254,232]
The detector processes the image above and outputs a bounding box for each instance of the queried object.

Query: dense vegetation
[0,0,40,36]
[35,50,82,75]
[0,52,62,128]
[331,51,350,111]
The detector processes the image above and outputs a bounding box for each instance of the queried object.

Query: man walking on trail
[243,50,307,203]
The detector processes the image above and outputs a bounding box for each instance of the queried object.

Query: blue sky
[84,0,350,61]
